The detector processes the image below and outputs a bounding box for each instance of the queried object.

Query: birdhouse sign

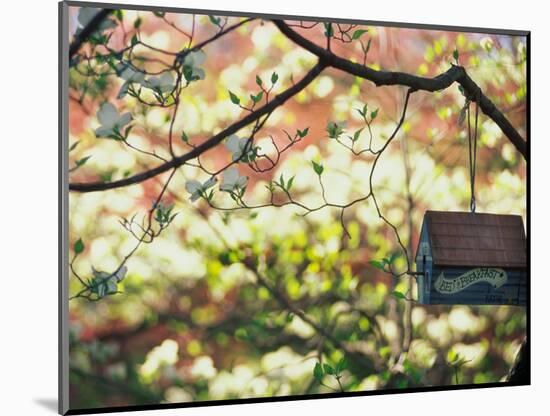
[415,211,527,306]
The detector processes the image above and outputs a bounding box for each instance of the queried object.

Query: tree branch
[69,9,114,59]
[242,258,379,374]
[271,20,527,160]
[69,61,327,192]
[69,17,526,194]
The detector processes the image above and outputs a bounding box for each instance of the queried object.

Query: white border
[1,1,547,415]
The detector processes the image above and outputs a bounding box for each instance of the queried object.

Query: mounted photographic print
[59,1,529,414]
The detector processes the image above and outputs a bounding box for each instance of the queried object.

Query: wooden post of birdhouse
[415,211,527,306]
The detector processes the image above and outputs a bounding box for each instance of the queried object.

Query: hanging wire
[467,90,480,213]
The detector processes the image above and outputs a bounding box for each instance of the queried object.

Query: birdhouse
[415,211,527,306]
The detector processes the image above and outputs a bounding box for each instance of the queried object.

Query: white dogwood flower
[90,266,127,297]
[75,7,117,35]
[225,135,255,162]
[95,102,132,138]
[113,266,128,282]
[141,72,175,93]
[182,50,206,80]
[116,64,146,98]
[119,66,145,83]
[185,177,217,202]
[220,167,248,192]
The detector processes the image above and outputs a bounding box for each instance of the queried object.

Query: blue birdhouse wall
[415,211,527,306]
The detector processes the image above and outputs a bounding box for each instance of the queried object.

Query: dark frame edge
[59,1,70,415]
[63,0,529,36]
[525,30,531,385]
[64,381,529,415]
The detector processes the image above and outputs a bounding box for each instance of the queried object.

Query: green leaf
[356,103,368,118]
[256,75,263,86]
[323,363,335,375]
[123,125,133,139]
[133,17,142,29]
[369,259,385,270]
[336,357,348,373]
[352,29,368,40]
[313,362,324,381]
[389,252,399,264]
[297,127,309,138]
[153,11,165,17]
[326,121,345,139]
[366,39,372,53]
[182,65,195,83]
[76,156,91,167]
[100,171,114,183]
[352,128,364,142]
[391,290,406,300]
[207,189,215,202]
[228,90,240,105]
[447,349,458,363]
[287,175,295,190]
[251,91,263,103]
[271,72,278,85]
[89,33,108,46]
[219,252,231,266]
[209,15,221,25]
[114,9,123,22]
[312,161,324,176]
[279,174,285,189]
[74,238,84,255]
[370,108,379,120]
[181,131,189,143]
[69,141,80,152]
[131,34,138,46]
[323,22,333,37]
[453,48,459,63]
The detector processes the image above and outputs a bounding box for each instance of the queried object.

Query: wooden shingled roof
[416,211,527,268]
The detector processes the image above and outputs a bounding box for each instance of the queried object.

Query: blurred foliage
[67,7,526,409]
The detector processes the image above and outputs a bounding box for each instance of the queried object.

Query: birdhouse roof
[416,210,527,268]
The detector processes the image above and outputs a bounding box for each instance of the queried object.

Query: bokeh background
[67,6,527,409]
